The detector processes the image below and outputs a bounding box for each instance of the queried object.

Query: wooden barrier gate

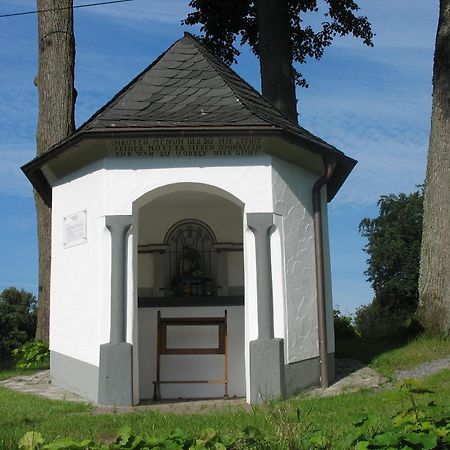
[153,310,228,400]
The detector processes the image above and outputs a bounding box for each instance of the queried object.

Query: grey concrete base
[284,352,335,397]
[98,342,133,406]
[50,351,99,402]
[249,338,285,403]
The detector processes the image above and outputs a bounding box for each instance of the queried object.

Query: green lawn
[1,336,450,449]
[336,334,450,378]
[0,368,40,382]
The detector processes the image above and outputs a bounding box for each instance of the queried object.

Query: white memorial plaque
[63,210,87,248]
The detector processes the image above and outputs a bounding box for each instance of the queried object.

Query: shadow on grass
[335,331,414,365]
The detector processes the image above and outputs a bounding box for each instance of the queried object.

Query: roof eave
[22,125,356,207]
[280,128,357,202]
[21,124,283,174]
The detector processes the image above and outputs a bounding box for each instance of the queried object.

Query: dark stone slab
[138,296,244,308]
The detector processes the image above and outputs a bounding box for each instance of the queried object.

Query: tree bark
[35,0,76,342]
[417,0,450,336]
[256,0,298,123]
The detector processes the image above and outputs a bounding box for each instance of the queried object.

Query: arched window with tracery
[164,219,217,296]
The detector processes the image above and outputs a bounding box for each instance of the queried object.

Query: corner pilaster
[247,212,285,403]
[99,215,133,406]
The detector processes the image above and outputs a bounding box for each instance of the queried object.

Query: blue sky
[0,0,438,314]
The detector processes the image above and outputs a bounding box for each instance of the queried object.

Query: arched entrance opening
[135,185,245,401]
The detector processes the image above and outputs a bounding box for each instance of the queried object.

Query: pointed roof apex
[80,32,299,132]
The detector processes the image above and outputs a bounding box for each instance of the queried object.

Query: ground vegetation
[0,288,37,365]
[358,189,423,336]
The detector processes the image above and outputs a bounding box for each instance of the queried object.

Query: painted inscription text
[111,137,261,158]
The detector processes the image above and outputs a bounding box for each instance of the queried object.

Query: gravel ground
[395,357,450,380]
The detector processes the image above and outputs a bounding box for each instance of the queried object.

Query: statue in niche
[172,246,215,296]
[179,247,201,277]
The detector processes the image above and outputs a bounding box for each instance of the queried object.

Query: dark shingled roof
[79,33,333,151]
[22,33,356,206]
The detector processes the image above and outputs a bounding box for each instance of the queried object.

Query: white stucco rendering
[23,34,356,406]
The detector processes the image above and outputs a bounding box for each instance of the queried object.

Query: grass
[0,367,40,381]
[370,335,450,376]
[1,335,450,449]
[336,334,450,378]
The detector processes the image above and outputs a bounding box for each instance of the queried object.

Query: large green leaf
[116,425,133,446]
[44,438,92,449]
[19,432,45,450]
[403,432,438,449]
[354,441,370,450]
[372,431,399,447]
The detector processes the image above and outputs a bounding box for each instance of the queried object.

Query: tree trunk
[35,0,76,342]
[256,0,298,123]
[417,0,450,336]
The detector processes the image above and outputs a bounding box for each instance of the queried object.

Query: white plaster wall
[104,155,273,215]
[271,214,286,342]
[138,254,154,296]
[139,204,243,244]
[131,217,140,405]
[50,164,108,367]
[51,153,271,403]
[271,157,320,362]
[138,306,245,399]
[227,252,244,287]
[243,213,258,400]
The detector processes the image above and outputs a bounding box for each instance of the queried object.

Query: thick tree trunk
[256,0,298,123]
[417,0,450,336]
[35,0,76,342]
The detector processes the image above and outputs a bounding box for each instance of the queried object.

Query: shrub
[354,302,413,337]
[12,340,49,369]
[0,287,37,364]
[334,308,358,339]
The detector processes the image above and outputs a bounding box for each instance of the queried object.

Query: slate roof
[80,33,334,152]
[22,33,356,206]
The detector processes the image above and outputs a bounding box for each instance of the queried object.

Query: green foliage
[334,308,358,339]
[358,189,423,335]
[369,336,450,379]
[352,380,450,449]
[359,189,423,312]
[3,334,450,450]
[12,340,49,369]
[2,368,450,450]
[183,0,373,87]
[16,426,269,450]
[336,332,450,378]
[16,379,450,450]
[19,432,45,450]
[0,287,37,363]
[354,302,413,338]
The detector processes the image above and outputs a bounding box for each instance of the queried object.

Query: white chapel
[23,33,356,406]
